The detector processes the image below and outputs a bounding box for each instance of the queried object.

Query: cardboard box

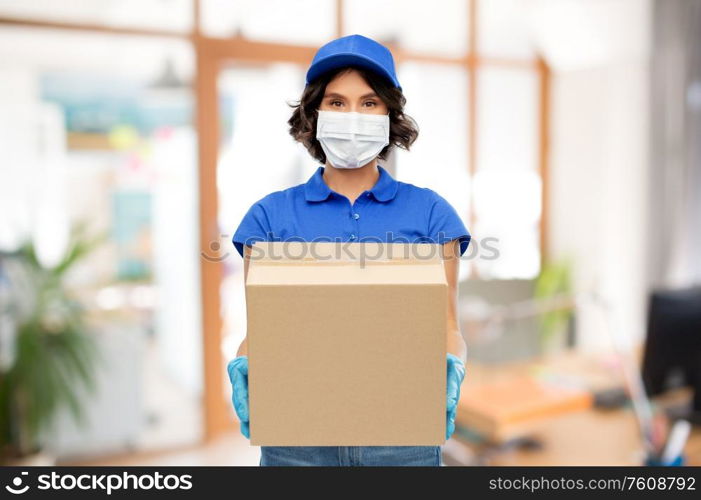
[245,241,448,446]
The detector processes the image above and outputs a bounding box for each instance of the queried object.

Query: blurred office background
[0,0,699,466]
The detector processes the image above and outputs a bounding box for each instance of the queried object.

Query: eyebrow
[323,92,379,99]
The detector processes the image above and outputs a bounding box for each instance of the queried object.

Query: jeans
[259,445,442,466]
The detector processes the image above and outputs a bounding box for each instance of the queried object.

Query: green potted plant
[0,222,106,465]
[533,256,575,354]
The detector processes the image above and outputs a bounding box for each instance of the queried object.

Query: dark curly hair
[287,65,419,165]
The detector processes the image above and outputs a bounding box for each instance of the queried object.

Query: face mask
[316,110,390,169]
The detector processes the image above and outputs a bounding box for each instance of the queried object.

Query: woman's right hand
[227,355,250,439]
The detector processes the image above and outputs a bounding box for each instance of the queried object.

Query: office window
[0,0,192,32]
[343,0,469,58]
[474,67,541,279]
[478,0,535,58]
[394,62,471,280]
[477,67,538,174]
[200,0,335,44]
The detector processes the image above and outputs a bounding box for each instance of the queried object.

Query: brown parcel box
[245,241,448,446]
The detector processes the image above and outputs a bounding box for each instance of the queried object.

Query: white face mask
[316,110,390,169]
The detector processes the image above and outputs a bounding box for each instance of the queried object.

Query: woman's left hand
[446,353,466,440]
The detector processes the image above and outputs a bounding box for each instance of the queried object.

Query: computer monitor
[641,286,701,423]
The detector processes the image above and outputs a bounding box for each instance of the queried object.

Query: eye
[330,100,343,107]
[364,100,377,107]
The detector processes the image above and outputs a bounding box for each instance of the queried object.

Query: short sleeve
[427,192,471,257]
[232,201,272,258]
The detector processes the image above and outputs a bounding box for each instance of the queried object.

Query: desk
[449,348,701,466]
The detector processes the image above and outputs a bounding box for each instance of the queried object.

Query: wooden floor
[59,432,261,467]
[59,411,701,467]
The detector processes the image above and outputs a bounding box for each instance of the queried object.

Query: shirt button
[365,192,370,197]
[350,234,356,240]
[353,213,360,220]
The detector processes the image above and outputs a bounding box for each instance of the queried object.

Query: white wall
[537,0,652,351]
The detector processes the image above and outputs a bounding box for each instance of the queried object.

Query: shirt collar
[304,165,399,202]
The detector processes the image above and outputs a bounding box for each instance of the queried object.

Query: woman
[227,34,469,466]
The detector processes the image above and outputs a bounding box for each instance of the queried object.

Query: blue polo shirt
[232,165,471,259]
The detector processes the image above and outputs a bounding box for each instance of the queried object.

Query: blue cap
[305,34,401,91]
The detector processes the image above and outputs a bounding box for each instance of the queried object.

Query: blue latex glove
[446,353,466,440]
[227,355,250,439]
